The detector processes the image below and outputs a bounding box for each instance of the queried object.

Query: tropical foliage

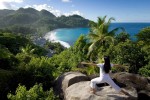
[0,32,61,99]
[0,16,150,99]
[7,84,59,100]
[87,16,124,61]
[136,27,150,44]
[44,41,66,54]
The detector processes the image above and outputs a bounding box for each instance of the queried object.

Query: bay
[44,23,150,48]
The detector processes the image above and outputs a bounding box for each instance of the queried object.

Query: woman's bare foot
[90,88,96,94]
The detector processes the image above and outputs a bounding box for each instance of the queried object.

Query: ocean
[44,23,150,48]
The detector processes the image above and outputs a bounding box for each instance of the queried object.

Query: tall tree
[87,16,124,60]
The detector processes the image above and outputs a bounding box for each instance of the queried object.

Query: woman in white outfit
[81,56,128,95]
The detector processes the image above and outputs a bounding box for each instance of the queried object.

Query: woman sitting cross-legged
[81,56,129,95]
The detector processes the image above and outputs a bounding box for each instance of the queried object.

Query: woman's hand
[81,62,89,64]
[81,62,97,66]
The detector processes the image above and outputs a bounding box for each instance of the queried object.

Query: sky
[0,0,150,22]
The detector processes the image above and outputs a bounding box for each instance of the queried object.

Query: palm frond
[88,33,99,41]
[30,49,35,54]
[108,17,115,24]
[89,21,97,27]
[97,16,106,26]
[104,36,115,44]
[109,27,125,36]
[87,42,95,56]
[102,15,107,23]
[97,17,102,24]
[104,17,115,33]
[98,23,104,35]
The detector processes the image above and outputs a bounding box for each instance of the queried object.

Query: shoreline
[44,30,71,48]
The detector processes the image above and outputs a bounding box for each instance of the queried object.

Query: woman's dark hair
[103,56,111,73]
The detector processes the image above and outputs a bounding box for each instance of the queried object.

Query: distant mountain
[57,15,89,27]
[0,8,89,34]
[0,9,15,18]
[40,9,56,18]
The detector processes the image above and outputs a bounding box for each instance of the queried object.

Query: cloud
[64,10,83,16]
[0,0,23,9]
[0,0,23,3]
[62,0,71,3]
[25,4,83,17]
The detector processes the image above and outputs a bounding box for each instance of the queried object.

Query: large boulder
[112,72,150,99]
[65,81,137,100]
[53,72,90,99]
[113,72,148,91]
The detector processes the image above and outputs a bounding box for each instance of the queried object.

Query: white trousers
[90,75,121,93]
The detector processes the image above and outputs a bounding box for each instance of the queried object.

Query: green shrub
[44,41,65,54]
[109,40,145,73]
[26,57,56,77]
[0,33,30,54]
[0,69,15,100]
[15,53,32,70]
[27,57,57,87]
[0,45,18,69]
[136,27,150,44]
[138,62,150,77]
[111,65,129,73]
[7,84,59,100]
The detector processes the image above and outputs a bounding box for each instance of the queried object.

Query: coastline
[44,30,71,48]
[43,23,150,48]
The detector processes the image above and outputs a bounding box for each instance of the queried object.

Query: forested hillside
[0,32,64,100]
[0,8,89,35]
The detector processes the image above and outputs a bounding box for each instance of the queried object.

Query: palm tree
[87,16,124,60]
[21,44,35,55]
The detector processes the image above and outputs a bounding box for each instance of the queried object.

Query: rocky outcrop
[65,81,137,100]
[112,72,150,100]
[113,72,148,91]
[53,72,150,100]
[53,72,90,99]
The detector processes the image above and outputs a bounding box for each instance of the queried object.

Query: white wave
[53,40,70,48]
[44,31,70,48]
[44,31,58,41]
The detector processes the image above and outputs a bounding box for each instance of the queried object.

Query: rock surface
[53,72,90,99]
[113,72,148,90]
[65,81,137,100]
[138,90,150,100]
[53,72,150,99]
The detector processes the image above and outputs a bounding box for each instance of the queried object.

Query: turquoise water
[44,23,150,48]
[55,28,89,45]
[44,28,89,47]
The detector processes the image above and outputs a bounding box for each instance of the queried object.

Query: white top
[96,63,114,77]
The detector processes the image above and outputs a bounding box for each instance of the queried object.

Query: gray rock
[53,72,90,99]
[146,84,150,91]
[138,90,150,100]
[113,72,148,90]
[147,77,150,83]
[65,81,137,100]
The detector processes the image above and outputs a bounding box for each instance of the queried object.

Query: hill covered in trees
[0,8,89,35]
